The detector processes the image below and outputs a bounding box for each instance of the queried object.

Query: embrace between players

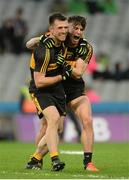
[25,13,99,172]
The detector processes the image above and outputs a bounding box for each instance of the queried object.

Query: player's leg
[26,117,48,169]
[26,116,65,170]
[69,96,99,172]
[42,106,60,153]
[35,117,64,156]
[35,117,47,146]
[26,90,66,171]
[70,96,94,152]
[35,117,49,160]
[26,107,65,171]
[40,106,65,171]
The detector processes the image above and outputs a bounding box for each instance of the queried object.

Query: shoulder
[79,38,92,47]
[34,42,46,59]
[35,42,47,53]
[79,38,88,45]
[79,39,93,53]
[35,42,46,50]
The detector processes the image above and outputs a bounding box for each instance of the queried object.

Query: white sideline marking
[60,150,83,155]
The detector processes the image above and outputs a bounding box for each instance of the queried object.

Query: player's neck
[50,35,62,47]
[68,41,78,48]
[54,38,62,47]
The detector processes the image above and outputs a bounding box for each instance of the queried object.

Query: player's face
[68,23,84,46]
[50,19,68,42]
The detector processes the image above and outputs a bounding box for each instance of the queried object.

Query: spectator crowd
[0,7,28,54]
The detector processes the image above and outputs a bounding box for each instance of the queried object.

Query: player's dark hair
[68,16,86,30]
[49,13,67,25]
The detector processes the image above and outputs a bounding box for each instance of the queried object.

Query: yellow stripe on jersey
[64,47,67,58]
[29,53,35,69]
[66,61,76,67]
[47,58,76,71]
[40,49,50,73]
[47,63,58,71]
[84,43,93,64]
[31,93,43,113]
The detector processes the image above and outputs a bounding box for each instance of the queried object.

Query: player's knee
[42,119,47,127]
[82,116,93,129]
[48,114,60,128]
[58,126,63,134]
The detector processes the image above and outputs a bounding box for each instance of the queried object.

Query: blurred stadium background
[0,0,129,144]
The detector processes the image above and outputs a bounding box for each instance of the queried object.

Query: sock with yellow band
[32,152,43,161]
[50,152,65,171]
[50,152,59,162]
[26,153,43,169]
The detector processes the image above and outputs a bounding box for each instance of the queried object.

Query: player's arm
[56,54,84,79]
[34,72,62,88]
[71,58,87,79]
[26,34,55,49]
[72,41,93,79]
[33,44,62,88]
[26,37,40,49]
[56,41,93,79]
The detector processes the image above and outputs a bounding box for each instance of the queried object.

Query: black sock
[31,157,39,162]
[51,156,59,162]
[83,152,92,166]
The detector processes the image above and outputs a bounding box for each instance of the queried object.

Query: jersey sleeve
[83,42,93,64]
[34,44,50,73]
[77,39,93,64]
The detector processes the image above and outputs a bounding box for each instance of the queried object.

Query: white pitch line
[60,150,83,155]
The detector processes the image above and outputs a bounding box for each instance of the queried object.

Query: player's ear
[49,25,53,33]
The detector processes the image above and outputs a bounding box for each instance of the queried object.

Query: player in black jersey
[26,15,99,172]
[61,16,98,172]
[26,13,70,171]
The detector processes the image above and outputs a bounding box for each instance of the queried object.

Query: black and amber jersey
[75,38,93,64]
[29,42,64,93]
[64,37,93,66]
[63,37,93,94]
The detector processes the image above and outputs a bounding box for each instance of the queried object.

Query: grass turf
[0,141,128,179]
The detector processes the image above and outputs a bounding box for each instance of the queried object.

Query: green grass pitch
[0,141,128,179]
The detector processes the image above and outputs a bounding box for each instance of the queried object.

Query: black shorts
[30,91,66,119]
[65,87,85,103]
[63,78,85,104]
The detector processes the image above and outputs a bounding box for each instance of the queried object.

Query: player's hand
[56,54,66,66]
[40,35,55,48]
[56,53,73,73]
[61,68,72,81]
[76,44,87,56]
